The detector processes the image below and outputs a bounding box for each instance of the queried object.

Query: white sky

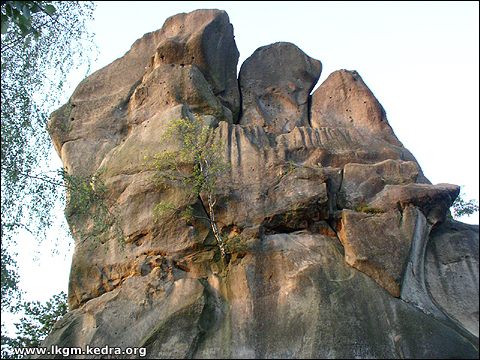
[5,1,479,325]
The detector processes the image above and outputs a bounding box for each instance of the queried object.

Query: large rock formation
[43,9,478,358]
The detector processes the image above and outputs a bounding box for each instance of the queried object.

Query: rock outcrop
[42,9,478,359]
[239,42,321,134]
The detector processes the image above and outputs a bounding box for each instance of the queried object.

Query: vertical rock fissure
[236,77,243,124]
[307,93,313,128]
[400,213,479,348]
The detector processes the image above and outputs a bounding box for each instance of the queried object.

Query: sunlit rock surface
[42,8,478,359]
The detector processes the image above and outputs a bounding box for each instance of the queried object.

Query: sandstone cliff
[42,9,478,358]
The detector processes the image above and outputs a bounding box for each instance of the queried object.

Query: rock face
[43,9,478,359]
[239,42,321,134]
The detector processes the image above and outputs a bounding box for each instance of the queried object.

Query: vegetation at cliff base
[1,292,68,359]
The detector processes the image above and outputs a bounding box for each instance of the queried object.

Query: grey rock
[37,233,478,359]
[426,219,479,337]
[369,183,460,224]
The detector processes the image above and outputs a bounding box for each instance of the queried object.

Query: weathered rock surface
[41,233,477,359]
[426,219,479,337]
[239,42,321,134]
[337,206,419,297]
[147,9,240,120]
[369,183,460,223]
[43,8,478,359]
[340,159,421,209]
[311,69,401,147]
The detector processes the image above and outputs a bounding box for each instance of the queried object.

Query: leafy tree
[1,1,57,36]
[1,291,68,359]
[149,117,229,259]
[1,1,96,310]
[452,192,479,219]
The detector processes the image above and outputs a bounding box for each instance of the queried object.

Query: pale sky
[5,1,479,326]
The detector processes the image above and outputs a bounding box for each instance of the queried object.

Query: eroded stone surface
[369,183,460,224]
[311,69,401,146]
[44,8,479,359]
[337,206,419,297]
[239,42,321,134]
[426,219,479,337]
[340,159,421,209]
[37,233,478,359]
[147,9,240,119]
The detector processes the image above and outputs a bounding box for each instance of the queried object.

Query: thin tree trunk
[207,193,226,258]
[199,159,226,259]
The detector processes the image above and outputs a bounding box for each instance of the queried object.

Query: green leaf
[5,3,13,17]
[1,16,8,34]
[22,4,31,20]
[18,22,29,36]
[1,0,97,312]
[18,12,31,28]
[30,2,41,13]
[44,4,56,16]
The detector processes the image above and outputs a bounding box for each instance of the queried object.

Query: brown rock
[340,159,421,209]
[37,232,478,359]
[147,9,240,119]
[239,42,321,134]
[128,64,230,126]
[369,183,459,224]
[311,69,402,146]
[43,9,478,358]
[337,206,419,297]
[48,29,166,175]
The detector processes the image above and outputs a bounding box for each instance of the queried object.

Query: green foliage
[1,291,68,359]
[451,192,479,218]
[150,117,229,196]
[0,251,20,312]
[355,203,385,214]
[1,1,56,37]
[61,170,123,244]
[148,117,229,257]
[224,235,249,255]
[153,201,195,224]
[1,1,95,310]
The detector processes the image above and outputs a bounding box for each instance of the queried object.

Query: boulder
[239,42,321,134]
[147,9,240,120]
[369,183,460,224]
[311,69,402,146]
[340,159,421,209]
[425,219,479,337]
[337,206,419,297]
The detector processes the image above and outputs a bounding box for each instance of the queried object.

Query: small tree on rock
[149,117,229,259]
